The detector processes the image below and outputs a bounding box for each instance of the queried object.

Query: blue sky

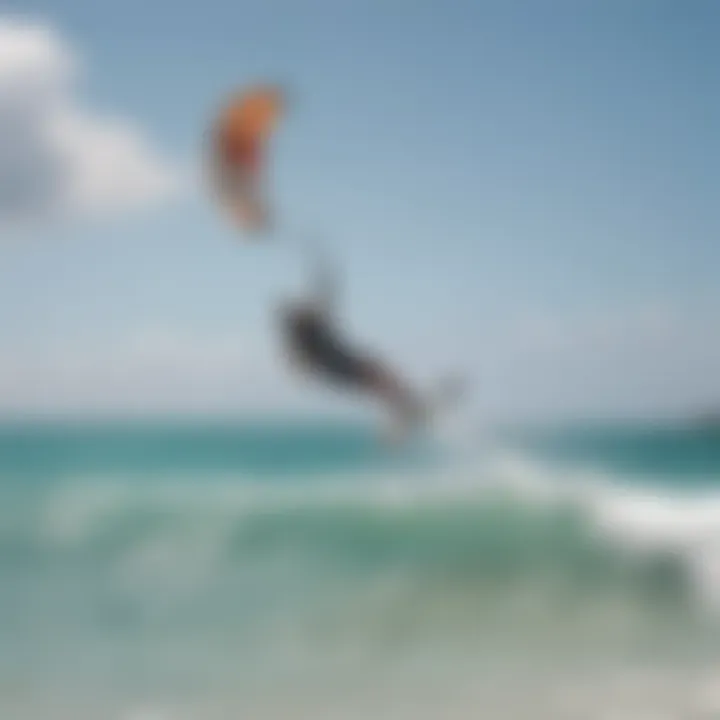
[0,0,718,420]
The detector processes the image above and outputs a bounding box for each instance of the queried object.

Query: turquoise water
[0,420,430,480]
[2,419,720,719]
[502,422,720,484]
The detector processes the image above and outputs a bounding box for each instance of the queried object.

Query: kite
[208,85,285,234]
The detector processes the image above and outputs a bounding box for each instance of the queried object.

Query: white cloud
[0,17,178,227]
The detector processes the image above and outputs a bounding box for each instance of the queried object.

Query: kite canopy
[209,85,285,234]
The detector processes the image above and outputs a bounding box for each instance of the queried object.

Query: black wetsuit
[282,304,428,426]
[283,307,372,388]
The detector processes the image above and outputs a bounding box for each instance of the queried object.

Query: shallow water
[1,419,720,719]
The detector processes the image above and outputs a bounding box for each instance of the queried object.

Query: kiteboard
[383,373,469,444]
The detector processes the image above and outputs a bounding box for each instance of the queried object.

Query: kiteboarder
[276,247,463,437]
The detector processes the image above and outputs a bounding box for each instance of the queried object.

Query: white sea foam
[11,442,717,612]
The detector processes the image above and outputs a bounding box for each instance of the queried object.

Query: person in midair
[276,246,463,438]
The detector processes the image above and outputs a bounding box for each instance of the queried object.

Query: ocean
[1,418,720,719]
